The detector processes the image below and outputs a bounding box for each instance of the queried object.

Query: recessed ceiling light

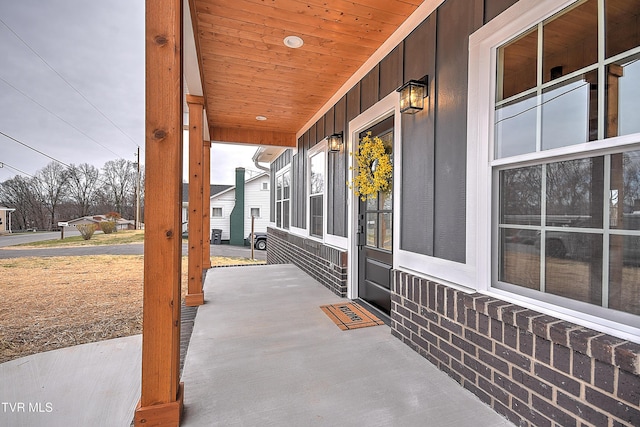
[283,35,304,49]
[256,115,267,121]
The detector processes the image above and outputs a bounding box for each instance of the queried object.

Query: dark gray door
[357,116,394,317]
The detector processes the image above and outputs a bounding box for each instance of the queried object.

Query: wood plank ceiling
[190,0,423,146]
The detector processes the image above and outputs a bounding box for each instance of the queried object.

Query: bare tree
[67,163,100,218]
[0,175,46,230]
[102,159,136,217]
[35,162,70,230]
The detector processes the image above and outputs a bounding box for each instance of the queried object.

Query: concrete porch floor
[181,264,512,426]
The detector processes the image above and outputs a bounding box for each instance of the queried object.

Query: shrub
[76,223,97,240]
[100,221,117,234]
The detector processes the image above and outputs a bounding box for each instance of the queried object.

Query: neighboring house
[65,215,135,231]
[210,168,270,243]
[262,1,640,426]
[182,183,232,233]
[182,170,270,243]
[0,206,15,234]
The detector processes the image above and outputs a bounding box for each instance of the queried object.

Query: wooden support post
[203,140,212,269]
[186,95,205,307]
[135,0,183,426]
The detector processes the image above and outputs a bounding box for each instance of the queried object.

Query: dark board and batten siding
[401,15,436,256]
[433,0,483,263]
[271,2,640,427]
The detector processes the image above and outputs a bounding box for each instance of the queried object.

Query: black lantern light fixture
[396,76,428,114]
[328,132,343,153]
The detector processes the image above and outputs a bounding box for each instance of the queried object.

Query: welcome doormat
[320,302,384,331]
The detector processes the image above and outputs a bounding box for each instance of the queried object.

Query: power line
[0,17,143,153]
[0,75,124,159]
[0,130,70,168]
[0,161,36,179]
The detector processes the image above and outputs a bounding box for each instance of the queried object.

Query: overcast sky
[0,0,259,186]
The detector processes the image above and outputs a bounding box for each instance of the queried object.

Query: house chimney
[229,168,246,246]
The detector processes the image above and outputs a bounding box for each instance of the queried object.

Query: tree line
[0,159,144,231]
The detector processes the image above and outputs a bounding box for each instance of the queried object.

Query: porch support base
[185,293,204,306]
[134,382,184,427]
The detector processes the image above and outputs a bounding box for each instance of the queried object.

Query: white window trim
[468,0,640,341]
[307,141,327,241]
[211,207,223,217]
[273,166,291,230]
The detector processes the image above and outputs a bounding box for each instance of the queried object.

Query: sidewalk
[0,335,141,427]
[180,264,512,426]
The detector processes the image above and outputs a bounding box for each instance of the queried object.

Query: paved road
[0,230,80,247]
[0,239,266,260]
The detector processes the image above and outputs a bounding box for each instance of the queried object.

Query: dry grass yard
[0,254,264,364]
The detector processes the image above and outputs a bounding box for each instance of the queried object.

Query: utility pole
[135,147,141,230]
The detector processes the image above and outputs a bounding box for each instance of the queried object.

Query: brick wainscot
[392,270,640,427]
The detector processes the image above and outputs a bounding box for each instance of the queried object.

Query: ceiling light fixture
[283,35,304,49]
[256,115,267,121]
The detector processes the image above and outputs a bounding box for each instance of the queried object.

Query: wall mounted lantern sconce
[328,132,343,153]
[397,76,428,114]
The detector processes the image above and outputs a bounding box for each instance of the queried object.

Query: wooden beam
[210,127,296,147]
[186,95,205,307]
[136,0,183,425]
[203,140,212,269]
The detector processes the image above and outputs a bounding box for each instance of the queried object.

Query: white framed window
[309,149,326,238]
[250,207,260,218]
[469,0,640,335]
[212,207,223,217]
[262,182,269,191]
[275,168,290,229]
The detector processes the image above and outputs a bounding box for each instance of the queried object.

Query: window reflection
[497,28,538,101]
[606,0,640,59]
[500,166,542,224]
[499,229,540,290]
[610,151,640,230]
[546,157,604,228]
[380,213,392,251]
[542,0,597,83]
[609,235,640,315]
[366,213,376,247]
[608,56,640,138]
[542,71,598,149]
[545,232,602,305]
[495,94,537,158]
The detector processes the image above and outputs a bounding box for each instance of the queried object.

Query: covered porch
[180,264,510,426]
[140,0,437,425]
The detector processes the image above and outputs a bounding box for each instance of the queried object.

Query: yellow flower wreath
[348,132,392,201]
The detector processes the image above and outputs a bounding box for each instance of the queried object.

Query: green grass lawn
[17,230,146,248]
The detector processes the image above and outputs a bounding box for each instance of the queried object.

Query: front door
[357,116,394,318]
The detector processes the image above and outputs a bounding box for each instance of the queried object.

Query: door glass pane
[606,0,640,59]
[497,28,538,101]
[541,71,598,150]
[495,93,537,158]
[500,166,542,225]
[542,0,597,83]
[380,190,393,210]
[545,232,602,305]
[310,195,323,237]
[379,213,392,251]
[609,235,640,315]
[607,55,640,138]
[499,228,540,290]
[366,213,377,247]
